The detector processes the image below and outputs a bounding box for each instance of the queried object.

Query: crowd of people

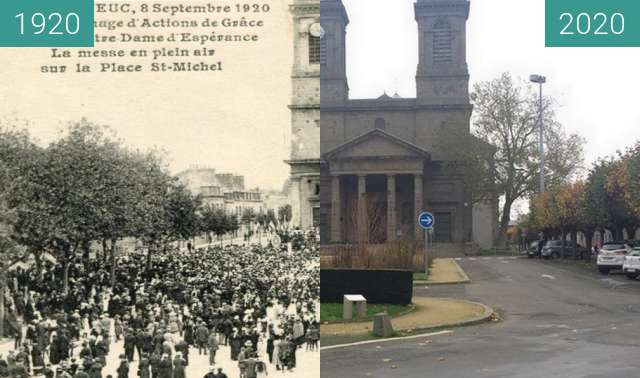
[0,230,320,378]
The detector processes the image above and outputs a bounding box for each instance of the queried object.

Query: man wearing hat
[195,321,209,355]
[42,364,55,378]
[213,367,228,378]
[157,354,173,378]
[203,366,216,378]
[89,358,103,378]
[172,353,186,378]
[149,352,161,378]
[138,353,151,378]
[74,364,90,378]
[116,355,129,378]
[124,330,136,362]
[207,328,219,365]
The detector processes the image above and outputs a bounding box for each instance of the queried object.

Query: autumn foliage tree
[529,148,640,257]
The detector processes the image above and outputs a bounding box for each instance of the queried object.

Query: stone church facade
[319,0,497,247]
[287,0,321,229]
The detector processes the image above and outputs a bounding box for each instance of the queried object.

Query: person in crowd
[1,231,320,377]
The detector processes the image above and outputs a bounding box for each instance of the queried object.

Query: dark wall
[321,269,413,305]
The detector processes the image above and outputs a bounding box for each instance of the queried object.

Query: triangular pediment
[324,129,430,160]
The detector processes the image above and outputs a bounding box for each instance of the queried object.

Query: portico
[324,129,429,244]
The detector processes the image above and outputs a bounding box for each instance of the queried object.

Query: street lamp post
[529,74,546,193]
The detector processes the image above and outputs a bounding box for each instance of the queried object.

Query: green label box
[546,0,640,47]
[0,0,94,47]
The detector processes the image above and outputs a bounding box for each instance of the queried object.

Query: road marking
[536,324,570,329]
[455,258,462,261]
[469,257,476,261]
[600,278,626,288]
[541,274,556,280]
[497,257,505,260]
[320,330,454,351]
[501,260,509,264]
[482,257,491,260]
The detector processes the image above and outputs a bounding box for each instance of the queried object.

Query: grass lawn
[320,303,414,323]
[413,272,429,281]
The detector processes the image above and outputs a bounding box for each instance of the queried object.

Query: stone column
[387,175,396,242]
[290,176,301,228]
[330,175,342,243]
[414,174,424,241]
[357,175,368,243]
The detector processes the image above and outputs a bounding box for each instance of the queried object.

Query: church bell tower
[288,0,321,229]
[320,0,349,105]
[415,0,470,105]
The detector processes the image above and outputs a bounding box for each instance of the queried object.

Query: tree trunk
[585,231,594,263]
[146,246,153,275]
[33,250,43,282]
[110,238,117,289]
[63,260,70,295]
[83,244,90,270]
[497,199,513,246]
[560,228,566,259]
[0,265,6,338]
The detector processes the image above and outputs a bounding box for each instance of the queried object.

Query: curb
[320,300,495,349]
[408,300,494,332]
[413,259,471,286]
[320,330,455,351]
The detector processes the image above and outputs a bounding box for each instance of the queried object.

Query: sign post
[418,211,435,276]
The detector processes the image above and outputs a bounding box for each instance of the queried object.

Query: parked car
[623,245,640,280]
[597,241,632,274]
[540,240,589,260]
[527,241,541,258]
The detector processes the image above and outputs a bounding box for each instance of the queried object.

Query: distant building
[262,187,290,213]
[176,166,264,217]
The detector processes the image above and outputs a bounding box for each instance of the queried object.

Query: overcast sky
[343,0,640,168]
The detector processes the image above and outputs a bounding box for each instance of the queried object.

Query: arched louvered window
[309,35,321,64]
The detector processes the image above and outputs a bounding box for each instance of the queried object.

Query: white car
[623,247,640,280]
[597,241,631,275]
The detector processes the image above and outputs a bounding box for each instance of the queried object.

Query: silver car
[597,241,632,275]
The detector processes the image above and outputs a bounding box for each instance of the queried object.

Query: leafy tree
[469,73,585,243]
[241,208,257,237]
[200,205,220,243]
[266,209,278,230]
[609,143,640,231]
[165,184,203,242]
[277,205,292,230]
[0,164,20,338]
[126,149,176,273]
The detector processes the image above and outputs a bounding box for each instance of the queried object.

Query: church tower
[320,0,349,104]
[414,0,470,105]
[288,0,321,229]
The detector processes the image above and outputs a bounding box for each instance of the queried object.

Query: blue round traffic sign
[418,211,435,229]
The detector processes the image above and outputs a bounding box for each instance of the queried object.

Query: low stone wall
[321,268,413,305]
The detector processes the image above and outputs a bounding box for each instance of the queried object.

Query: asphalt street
[321,256,640,378]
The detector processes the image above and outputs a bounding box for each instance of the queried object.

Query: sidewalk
[320,297,492,338]
[415,258,470,285]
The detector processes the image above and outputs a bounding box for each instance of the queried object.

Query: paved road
[321,257,640,378]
